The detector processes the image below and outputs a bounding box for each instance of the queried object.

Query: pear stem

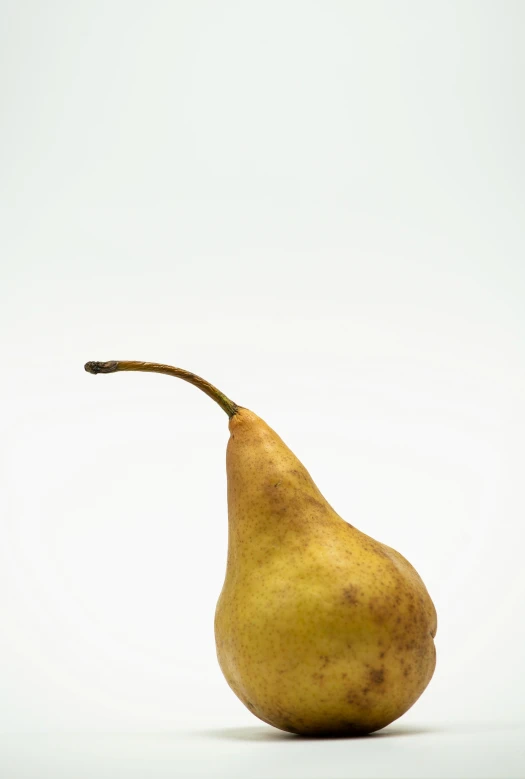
[84,360,239,418]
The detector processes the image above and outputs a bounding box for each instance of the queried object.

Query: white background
[1,1,524,777]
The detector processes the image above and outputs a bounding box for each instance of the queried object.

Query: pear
[85,360,437,736]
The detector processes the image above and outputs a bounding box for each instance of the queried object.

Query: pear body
[215,408,437,736]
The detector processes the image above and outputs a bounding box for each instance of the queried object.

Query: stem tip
[84,361,119,374]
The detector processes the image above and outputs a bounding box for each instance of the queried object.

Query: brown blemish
[290,469,309,482]
[319,655,331,669]
[369,668,385,685]
[342,585,360,606]
[368,596,391,625]
[312,673,325,684]
[304,494,328,512]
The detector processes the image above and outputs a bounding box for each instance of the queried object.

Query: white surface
[1,1,524,777]
[1,723,525,779]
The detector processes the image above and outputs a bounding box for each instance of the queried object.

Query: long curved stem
[84,360,239,418]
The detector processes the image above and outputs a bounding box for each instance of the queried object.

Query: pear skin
[85,361,437,736]
[215,408,437,735]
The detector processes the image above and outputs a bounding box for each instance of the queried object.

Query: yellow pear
[85,360,437,736]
